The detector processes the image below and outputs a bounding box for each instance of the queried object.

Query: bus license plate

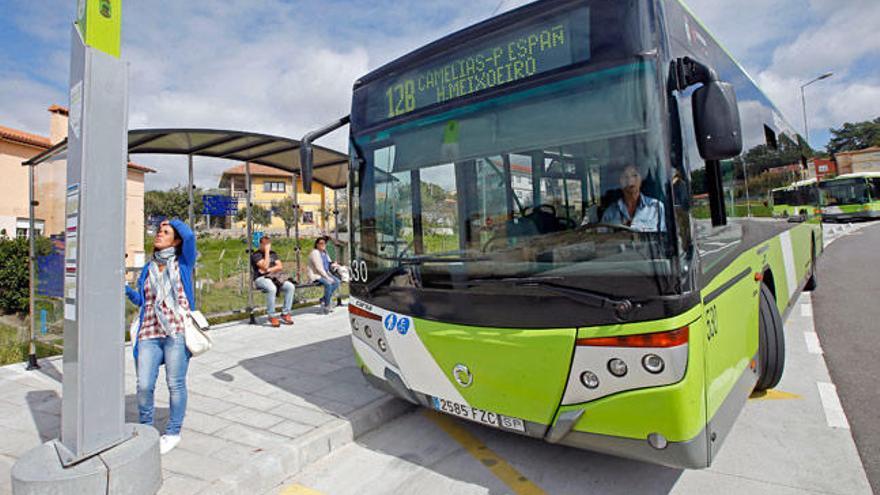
[431,397,526,432]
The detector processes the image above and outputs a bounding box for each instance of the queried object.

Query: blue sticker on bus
[397,317,411,335]
[384,313,397,331]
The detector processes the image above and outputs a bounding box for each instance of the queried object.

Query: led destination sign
[361,4,590,125]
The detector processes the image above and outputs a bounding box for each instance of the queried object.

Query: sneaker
[280,314,294,325]
[322,304,330,315]
[268,317,281,327]
[159,434,181,455]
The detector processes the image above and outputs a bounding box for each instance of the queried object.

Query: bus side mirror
[692,81,742,161]
[300,115,351,195]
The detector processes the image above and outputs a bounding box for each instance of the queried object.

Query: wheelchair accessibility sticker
[384,313,411,335]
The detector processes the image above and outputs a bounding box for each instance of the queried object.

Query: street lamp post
[800,72,833,147]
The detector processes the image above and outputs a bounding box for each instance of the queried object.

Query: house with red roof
[0,105,156,269]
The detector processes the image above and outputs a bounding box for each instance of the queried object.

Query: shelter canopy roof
[24,128,349,189]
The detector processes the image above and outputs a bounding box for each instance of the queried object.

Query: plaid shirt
[139,271,190,340]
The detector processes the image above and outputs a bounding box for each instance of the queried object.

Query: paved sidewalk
[0,304,412,495]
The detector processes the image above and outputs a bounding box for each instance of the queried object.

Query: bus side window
[676,93,742,275]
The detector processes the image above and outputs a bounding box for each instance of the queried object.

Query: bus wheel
[804,239,818,291]
[755,284,785,391]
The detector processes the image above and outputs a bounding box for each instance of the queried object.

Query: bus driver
[595,164,666,232]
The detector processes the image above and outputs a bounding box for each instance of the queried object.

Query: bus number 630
[350,259,368,282]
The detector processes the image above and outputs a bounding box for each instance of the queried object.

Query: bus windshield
[821,178,870,206]
[350,57,676,300]
[771,189,790,206]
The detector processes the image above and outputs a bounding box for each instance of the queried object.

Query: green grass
[144,235,348,315]
[0,322,61,366]
[692,201,772,220]
[3,234,351,362]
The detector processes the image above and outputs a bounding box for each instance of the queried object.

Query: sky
[1,0,878,190]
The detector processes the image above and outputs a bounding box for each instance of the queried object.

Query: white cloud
[687,0,880,148]
[4,0,878,186]
[684,0,802,65]
[766,0,880,78]
[0,73,65,134]
[825,82,880,125]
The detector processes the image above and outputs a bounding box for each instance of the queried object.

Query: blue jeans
[317,276,340,307]
[136,334,190,435]
[254,277,295,317]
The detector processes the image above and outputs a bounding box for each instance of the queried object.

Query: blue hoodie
[125,219,196,359]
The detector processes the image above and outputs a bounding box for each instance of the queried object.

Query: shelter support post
[293,172,301,283]
[246,162,255,324]
[13,13,161,495]
[333,189,340,253]
[26,165,39,371]
[187,154,195,227]
[332,188,343,308]
[187,153,198,310]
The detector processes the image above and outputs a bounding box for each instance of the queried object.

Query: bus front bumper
[362,366,712,469]
[823,210,880,222]
[552,423,709,469]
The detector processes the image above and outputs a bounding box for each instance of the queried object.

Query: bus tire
[804,239,818,291]
[755,284,785,391]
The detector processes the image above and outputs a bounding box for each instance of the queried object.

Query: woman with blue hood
[125,219,196,455]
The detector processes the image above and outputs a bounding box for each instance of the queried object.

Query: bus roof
[771,177,817,192]
[832,172,880,180]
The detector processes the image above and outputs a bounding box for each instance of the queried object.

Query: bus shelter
[21,129,348,367]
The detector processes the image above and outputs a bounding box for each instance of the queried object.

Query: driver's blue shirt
[600,194,666,232]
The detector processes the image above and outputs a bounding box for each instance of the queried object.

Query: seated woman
[307,236,340,314]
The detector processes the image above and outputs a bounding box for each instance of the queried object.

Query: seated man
[599,164,666,232]
[251,234,294,327]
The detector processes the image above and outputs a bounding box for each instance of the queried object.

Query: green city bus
[770,178,819,219]
[302,0,821,469]
[819,172,880,222]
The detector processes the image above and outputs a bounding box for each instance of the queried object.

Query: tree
[144,186,204,223]
[272,198,298,237]
[826,118,880,154]
[235,203,271,228]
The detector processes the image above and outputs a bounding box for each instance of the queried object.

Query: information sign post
[12,2,162,493]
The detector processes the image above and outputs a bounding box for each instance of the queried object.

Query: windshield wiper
[364,253,489,296]
[463,276,637,319]
[364,258,422,296]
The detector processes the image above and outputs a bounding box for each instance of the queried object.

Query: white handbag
[183,309,213,356]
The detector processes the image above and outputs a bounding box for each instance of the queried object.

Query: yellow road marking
[279,483,325,495]
[424,410,548,495]
[749,389,802,400]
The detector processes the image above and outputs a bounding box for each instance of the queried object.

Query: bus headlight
[642,354,665,374]
[580,371,600,389]
[607,358,628,377]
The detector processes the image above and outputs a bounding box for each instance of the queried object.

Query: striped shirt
[139,270,189,340]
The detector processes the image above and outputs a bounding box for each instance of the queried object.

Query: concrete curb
[204,395,415,495]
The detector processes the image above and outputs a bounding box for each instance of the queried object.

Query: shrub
[0,237,52,315]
